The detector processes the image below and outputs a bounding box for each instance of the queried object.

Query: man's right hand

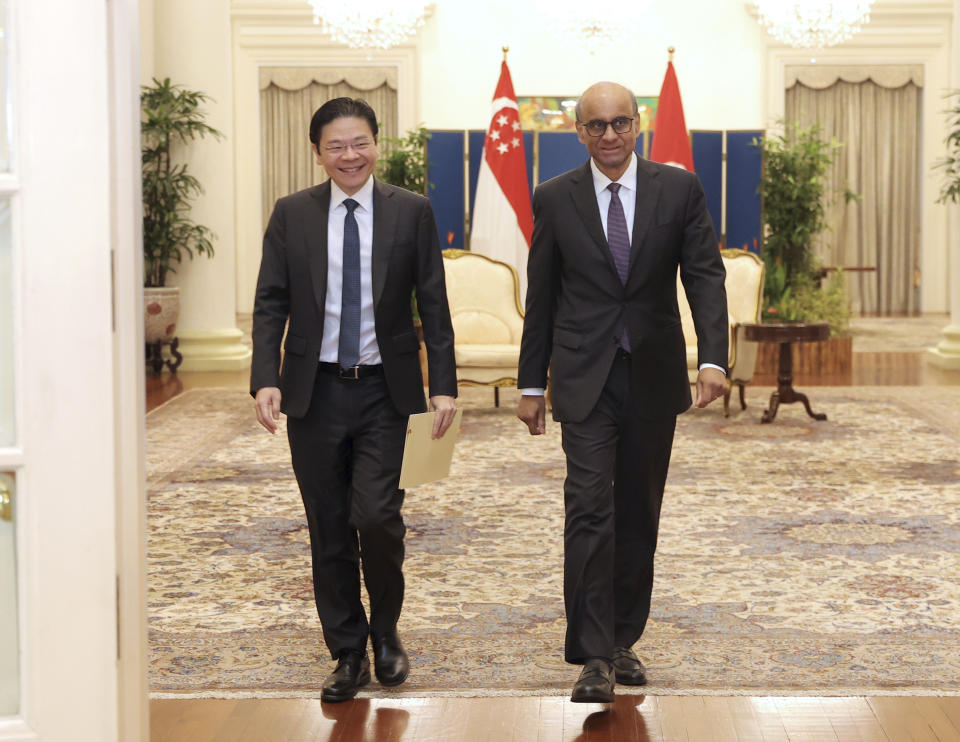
[516,395,546,436]
[255,386,282,434]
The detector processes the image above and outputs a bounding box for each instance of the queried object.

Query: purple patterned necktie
[606,183,631,284]
[607,183,631,350]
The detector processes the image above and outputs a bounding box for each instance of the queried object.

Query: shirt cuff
[698,363,727,375]
[520,388,546,396]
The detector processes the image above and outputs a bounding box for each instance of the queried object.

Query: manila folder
[398,409,463,489]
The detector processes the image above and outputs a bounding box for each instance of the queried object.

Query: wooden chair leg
[494,387,500,407]
[739,382,747,410]
[723,387,731,417]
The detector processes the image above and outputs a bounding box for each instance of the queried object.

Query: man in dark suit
[251,97,457,703]
[516,82,728,703]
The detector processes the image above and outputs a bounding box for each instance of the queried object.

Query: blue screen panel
[468,130,485,224]
[726,131,763,253]
[538,132,587,183]
[691,131,722,246]
[426,131,465,250]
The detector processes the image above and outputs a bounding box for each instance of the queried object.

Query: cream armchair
[678,249,765,416]
[442,249,524,406]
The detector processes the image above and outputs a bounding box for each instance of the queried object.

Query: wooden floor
[147,351,960,741]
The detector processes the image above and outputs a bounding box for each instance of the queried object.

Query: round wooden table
[743,322,830,423]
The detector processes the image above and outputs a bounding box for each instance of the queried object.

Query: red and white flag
[649,59,695,172]
[470,60,534,297]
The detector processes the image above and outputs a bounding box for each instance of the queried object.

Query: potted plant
[752,121,854,375]
[141,77,223,348]
[934,89,960,204]
[375,126,432,381]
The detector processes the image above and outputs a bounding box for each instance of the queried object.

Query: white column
[927,0,960,370]
[152,0,250,371]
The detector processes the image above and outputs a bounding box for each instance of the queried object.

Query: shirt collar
[590,152,637,197]
[330,175,375,212]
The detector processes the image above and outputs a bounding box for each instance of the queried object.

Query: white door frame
[0,0,146,739]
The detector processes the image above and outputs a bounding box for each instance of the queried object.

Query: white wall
[418,0,770,131]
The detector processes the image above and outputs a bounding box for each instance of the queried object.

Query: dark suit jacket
[250,178,457,419]
[518,158,728,422]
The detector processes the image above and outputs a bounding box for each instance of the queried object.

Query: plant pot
[144,286,180,344]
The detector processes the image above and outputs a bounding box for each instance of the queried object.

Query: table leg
[760,340,827,423]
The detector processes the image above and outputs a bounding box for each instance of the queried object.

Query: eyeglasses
[322,140,373,154]
[578,117,635,137]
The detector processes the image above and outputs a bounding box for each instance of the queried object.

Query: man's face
[576,88,639,180]
[313,116,379,195]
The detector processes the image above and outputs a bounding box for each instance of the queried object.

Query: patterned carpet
[147,386,960,698]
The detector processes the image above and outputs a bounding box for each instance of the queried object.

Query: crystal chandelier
[307,1,431,50]
[753,0,875,49]
[546,3,639,52]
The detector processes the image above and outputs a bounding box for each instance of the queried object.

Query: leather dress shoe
[372,632,410,686]
[612,646,647,686]
[321,651,370,703]
[570,658,615,703]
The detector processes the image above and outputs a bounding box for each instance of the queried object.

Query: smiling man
[516,81,728,703]
[251,97,457,702]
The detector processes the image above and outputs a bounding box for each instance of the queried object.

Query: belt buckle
[338,365,361,380]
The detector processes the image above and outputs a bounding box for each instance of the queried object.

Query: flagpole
[502,46,509,62]
[668,46,674,62]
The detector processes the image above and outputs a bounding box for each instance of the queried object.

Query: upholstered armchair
[442,249,524,406]
[678,249,765,416]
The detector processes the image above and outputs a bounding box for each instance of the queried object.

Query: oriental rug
[147,386,960,698]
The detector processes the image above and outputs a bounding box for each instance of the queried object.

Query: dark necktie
[338,198,361,369]
[607,183,631,351]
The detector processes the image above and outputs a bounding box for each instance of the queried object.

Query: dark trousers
[286,368,408,659]
[560,352,676,663]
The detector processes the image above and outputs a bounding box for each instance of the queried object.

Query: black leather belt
[318,362,384,380]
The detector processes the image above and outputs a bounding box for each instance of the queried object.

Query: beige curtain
[785,66,921,315]
[260,67,398,228]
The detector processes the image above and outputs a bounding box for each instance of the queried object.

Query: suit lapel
[307,181,332,318]
[628,158,661,276]
[569,162,620,277]
[371,178,398,308]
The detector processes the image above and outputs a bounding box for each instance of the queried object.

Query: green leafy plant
[934,90,960,205]
[375,126,432,322]
[753,121,853,333]
[141,77,223,287]
[376,126,431,195]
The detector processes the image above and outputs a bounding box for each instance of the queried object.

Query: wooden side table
[743,322,830,423]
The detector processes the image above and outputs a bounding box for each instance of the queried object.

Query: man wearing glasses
[251,97,457,702]
[516,82,728,702]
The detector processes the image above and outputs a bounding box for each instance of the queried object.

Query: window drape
[785,66,921,314]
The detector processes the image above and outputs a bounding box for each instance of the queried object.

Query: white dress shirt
[521,153,722,396]
[319,176,382,365]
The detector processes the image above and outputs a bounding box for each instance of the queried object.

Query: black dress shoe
[570,658,615,703]
[321,651,370,703]
[612,646,647,685]
[372,632,410,686]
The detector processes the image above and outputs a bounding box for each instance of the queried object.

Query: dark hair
[309,97,379,146]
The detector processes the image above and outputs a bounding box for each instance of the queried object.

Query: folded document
[398,409,463,488]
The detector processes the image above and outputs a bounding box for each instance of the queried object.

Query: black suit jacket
[518,158,728,422]
[250,178,457,418]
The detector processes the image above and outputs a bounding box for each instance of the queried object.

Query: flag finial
[502,46,509,61]
[668,46,675,62]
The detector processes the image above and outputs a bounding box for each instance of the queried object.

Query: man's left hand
[428,395,458,439]
[695,367,728,408]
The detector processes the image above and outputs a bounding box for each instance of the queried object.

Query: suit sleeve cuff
[698,363,727,376]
